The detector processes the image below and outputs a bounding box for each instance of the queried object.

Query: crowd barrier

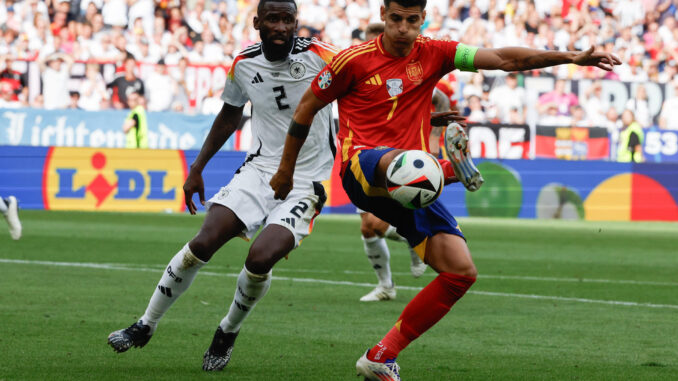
[1,145,676,221]
[3,108,677,163]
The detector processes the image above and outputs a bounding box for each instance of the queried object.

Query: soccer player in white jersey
[0,195,21,240]
[107,0,339,371]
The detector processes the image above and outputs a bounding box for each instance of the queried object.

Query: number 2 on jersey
[273,86,290,110]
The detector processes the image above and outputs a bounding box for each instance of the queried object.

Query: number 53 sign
[644,130,678,162]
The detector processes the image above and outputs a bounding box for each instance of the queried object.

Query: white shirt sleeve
[220,63,249,107]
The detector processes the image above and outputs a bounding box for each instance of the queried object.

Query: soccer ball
[386,150,444,209]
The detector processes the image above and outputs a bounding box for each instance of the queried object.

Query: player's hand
[573,46,621,71]
[183,167,205,215]
[431,110,467,128]
[270,170,293,200]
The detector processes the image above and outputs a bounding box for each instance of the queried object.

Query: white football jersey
[221,37,340,183]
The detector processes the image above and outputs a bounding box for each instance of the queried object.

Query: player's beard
[262,35,294,61]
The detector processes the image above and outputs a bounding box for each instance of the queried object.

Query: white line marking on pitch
[220,266,678,287]
[2,258,677,310]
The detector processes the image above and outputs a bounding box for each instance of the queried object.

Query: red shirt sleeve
[428,39,459,76]
[311,60,354,104]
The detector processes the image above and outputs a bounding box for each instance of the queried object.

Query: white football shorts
[205,163,326,246]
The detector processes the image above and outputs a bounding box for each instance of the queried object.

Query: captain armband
[288,120,311,139]
[454,43,479,72]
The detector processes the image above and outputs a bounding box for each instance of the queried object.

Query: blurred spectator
[0,81,21,108]
[538,79,578,116]
[581,81,609,126]
[201,87,223,115]
[169,56,191,111]
[570,105,593,127]
[466,95,487,123]
[0,0,675,120]
[108,56,144,109]
[122,91,148,148]
[145,58,174,112]
[78,62,108,111]
[625,84,651,127]
[539,102,572,126]
[617,109,644,163]
[659,80,678,130]
[68,90,81,109]
[0,56,27,103]
[40,53,73,109]
[488,73,526,124]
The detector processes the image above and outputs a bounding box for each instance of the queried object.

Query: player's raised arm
[184,103,244,214]
[470,45,621,72]
[270,87,329,200]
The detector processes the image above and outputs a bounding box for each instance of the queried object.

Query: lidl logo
[43,147,187,212]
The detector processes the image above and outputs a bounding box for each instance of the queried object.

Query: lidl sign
[43,147,187,212]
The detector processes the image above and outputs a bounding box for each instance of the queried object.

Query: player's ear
[380,5,386,22]
[421,9,426,22]
[253,15,260,30]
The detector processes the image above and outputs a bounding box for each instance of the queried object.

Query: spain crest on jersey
[406,61,424,83]
[386,78,403,97]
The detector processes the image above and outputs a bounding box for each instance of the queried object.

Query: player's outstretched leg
[203,266,271,371]
[360,235,396,302]
[358,234,476,376]
[444,123,484,191]
[108,243,206,352]
[1,196,22,240]
[356,349,401,380]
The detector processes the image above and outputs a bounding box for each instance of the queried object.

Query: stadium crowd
[0,0,678,129]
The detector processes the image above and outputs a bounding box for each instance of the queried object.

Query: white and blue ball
[386,150,444,209]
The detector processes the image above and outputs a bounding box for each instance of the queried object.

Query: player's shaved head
[384,0,426,10]
[257,0,297,15]
[365,23,385,40]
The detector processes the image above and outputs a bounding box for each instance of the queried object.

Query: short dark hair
[257,0,297,15]
[365,23,385,36]
[384,0,427,10]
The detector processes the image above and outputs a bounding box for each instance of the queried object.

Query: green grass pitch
[0,211,676,380]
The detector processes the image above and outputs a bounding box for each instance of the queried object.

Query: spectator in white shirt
[488,73,526,124]
[625,84,651,127]
[78,63,109,111]
[145,59,175,112]
[659,80,678,130]
[40,53,73,110]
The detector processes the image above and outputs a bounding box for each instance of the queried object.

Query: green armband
[454,43,478,72]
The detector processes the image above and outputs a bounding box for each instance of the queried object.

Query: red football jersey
[311,34,459,169]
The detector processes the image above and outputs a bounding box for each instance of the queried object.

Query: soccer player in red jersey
[271,0,621,378]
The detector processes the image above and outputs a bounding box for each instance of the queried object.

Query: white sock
[384,225,407,243]
[0,198,7,214]
[362,235,393,288]
[219,266,272,333]
[140,243,205,333]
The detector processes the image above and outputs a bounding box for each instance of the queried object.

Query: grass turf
[0,210,676,380]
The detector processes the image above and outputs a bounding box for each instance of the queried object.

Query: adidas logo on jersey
[365,74,382,85]
[281,217,296,227]
[251,72,264,84]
